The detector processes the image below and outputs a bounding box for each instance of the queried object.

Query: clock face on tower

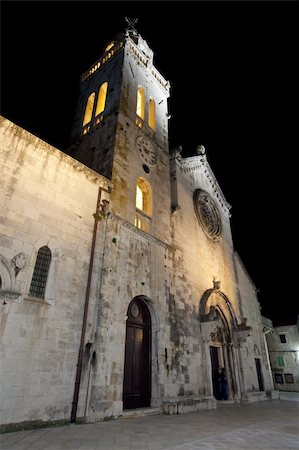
[136,136,157,166]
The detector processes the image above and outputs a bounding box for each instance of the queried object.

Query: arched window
[95,82,108,117]
[105,42,114,52]
[83,92,96,126]
[136,87,145,120]
[29,246,51,298]
[136,184,143,211]
[135,178,152,231]
[148,98,156,131]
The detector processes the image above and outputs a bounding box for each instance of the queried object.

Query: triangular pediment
[175,151,231,217]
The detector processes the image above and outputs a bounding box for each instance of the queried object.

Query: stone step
[217,399,236,407]
[121,407,161,418]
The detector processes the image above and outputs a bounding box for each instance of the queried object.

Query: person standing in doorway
[214,366,222,400]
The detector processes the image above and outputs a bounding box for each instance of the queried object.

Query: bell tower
[70,25,171,238]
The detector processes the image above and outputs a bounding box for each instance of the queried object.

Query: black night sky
[1,1,298,326]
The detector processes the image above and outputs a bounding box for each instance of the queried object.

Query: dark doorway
[255,358,264,391]
[123,298,151,409]
[210,346,221,400]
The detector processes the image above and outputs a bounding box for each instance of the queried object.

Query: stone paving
[1,400,298,450]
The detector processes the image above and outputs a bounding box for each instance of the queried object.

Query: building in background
[264,316,299,392]
[0,27,277,432]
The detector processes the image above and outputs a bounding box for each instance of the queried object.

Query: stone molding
[110,214,175,252]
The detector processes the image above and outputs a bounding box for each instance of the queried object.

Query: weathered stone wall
[80,216,174,421]
[0,30,279,429]
[168,155,235,398]
[0,117,111,428]
[172,153,275,401]
[70,48,124,179]
[233,253,274,394]
[109,34,171,244]
[266,323,299,392]
[173,155,237,312]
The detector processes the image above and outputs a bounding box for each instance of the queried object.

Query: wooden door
[123,299,151,409]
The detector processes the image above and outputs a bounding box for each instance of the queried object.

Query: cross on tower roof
[125,17,138,35]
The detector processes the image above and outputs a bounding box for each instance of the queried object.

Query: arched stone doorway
[199,284,251,402]
[123,297,151,409]
[208,312,233,400]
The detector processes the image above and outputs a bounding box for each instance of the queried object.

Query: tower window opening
[105,42,114,52]
[83,93,96,126]
[136,185,143,211]
[95,82,108,117]
[148,98,156,131]
[135,177,152,232]
[136,86,145,126]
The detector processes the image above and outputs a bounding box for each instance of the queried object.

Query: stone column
[203,343,214,396]
[223,343,233,400]
[229,344,241,400]
[236,344,248,401]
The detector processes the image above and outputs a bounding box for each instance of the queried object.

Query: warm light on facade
[95,82,108,117]
[135,178,152,231]
[136,184,143,210]
[105,42,114,52]
[136,86,145,120]
[83,93,95,126]
[148,98,156,130]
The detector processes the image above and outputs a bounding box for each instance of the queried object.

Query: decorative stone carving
[201,305,219,323]
[196,145,206,155]
[238,318,251,331]
[173,145,183,163]
[234,318,252,345]
[213,279,221,290]
[210,326,223,343]
[111,214,175,251]
[11,253,26,276]
[193,189,222,240]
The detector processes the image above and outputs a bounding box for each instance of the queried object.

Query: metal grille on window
[29,246,51,298]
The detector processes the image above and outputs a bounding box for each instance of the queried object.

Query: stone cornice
[175,153,231,217]
[110,214,175,252]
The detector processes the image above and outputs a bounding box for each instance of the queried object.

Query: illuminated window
[148,98,156,130]
[136,178,152,215]
[83,93,96,126]
[105,42,114,52]
[29,246,51,298]
[135,178,152,231]
[136,185,143,210]
[136,86,145,120]
[95,82,108,117]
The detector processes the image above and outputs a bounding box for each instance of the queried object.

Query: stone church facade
[0,29,277,431]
